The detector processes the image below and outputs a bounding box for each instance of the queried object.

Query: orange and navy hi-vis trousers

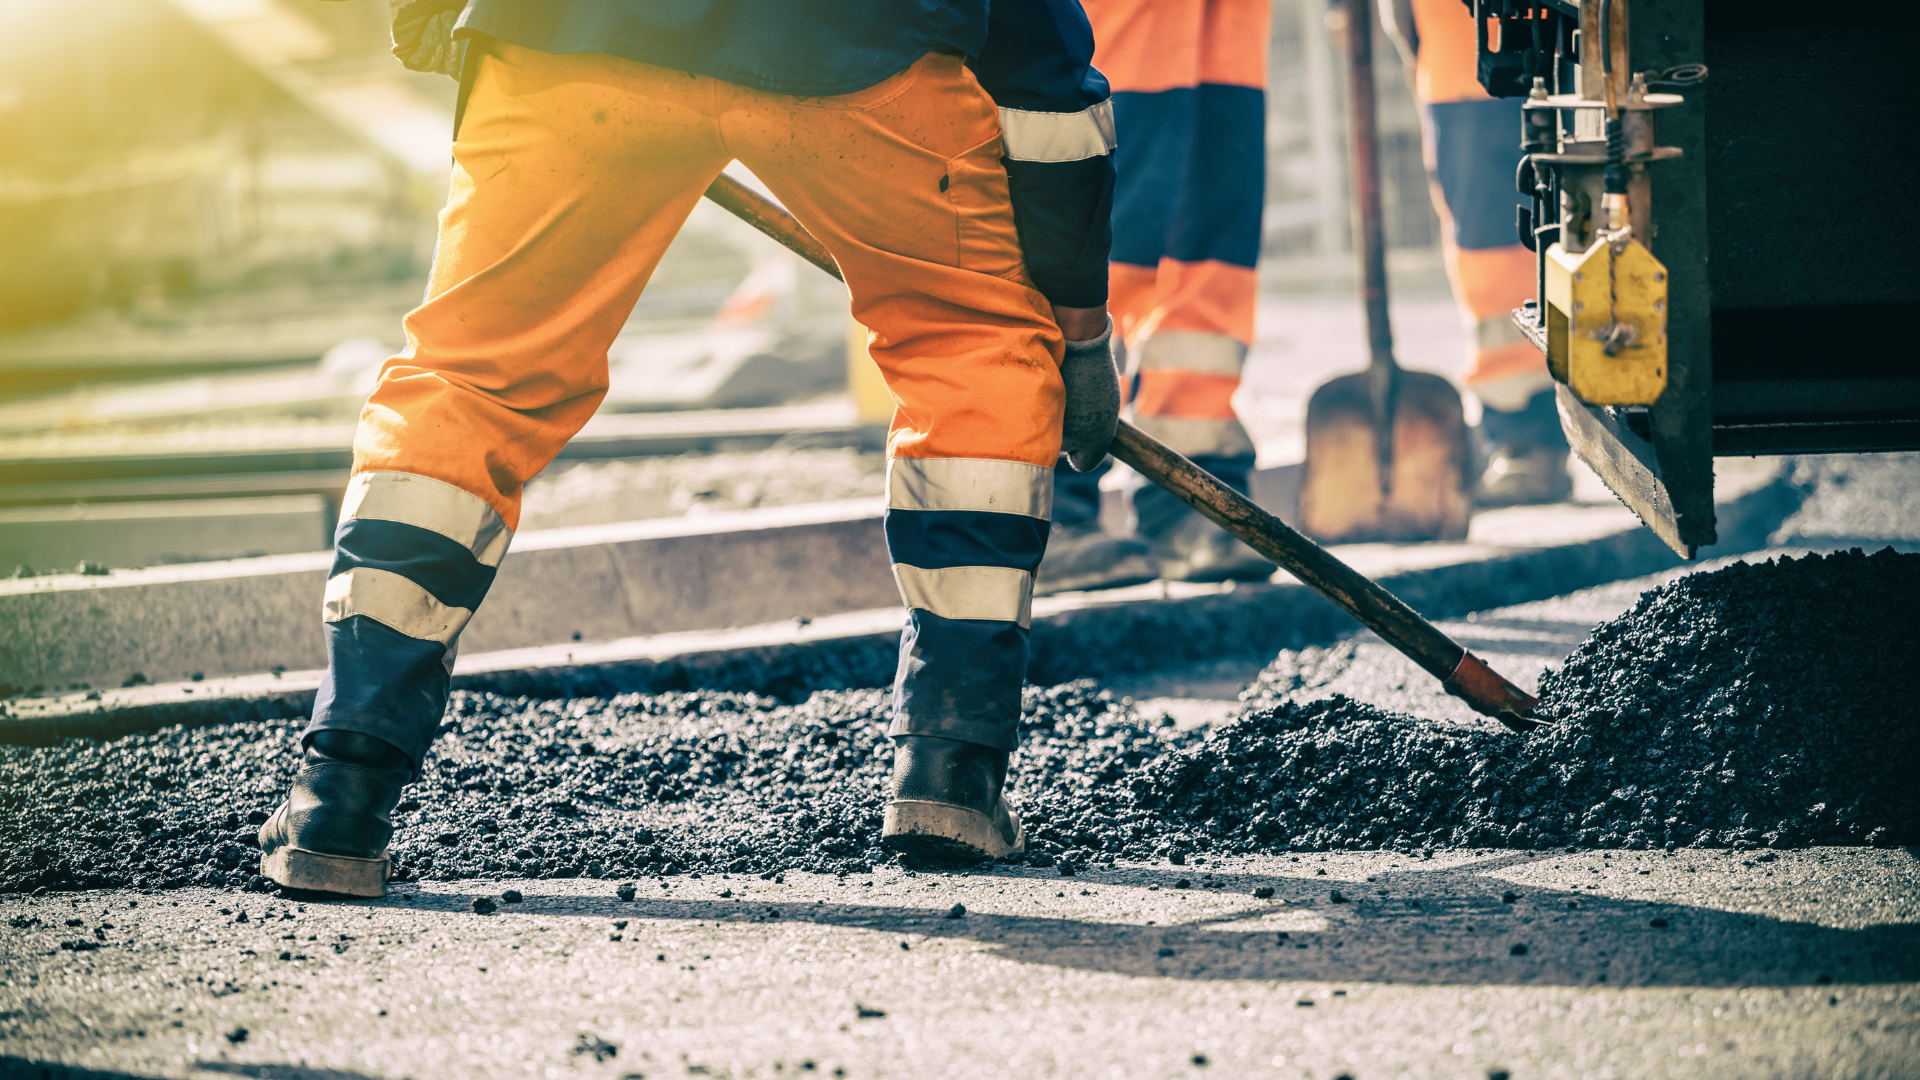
[310,42,1067,766]
[1083,0,1267,530]
[1409,0,1557,432]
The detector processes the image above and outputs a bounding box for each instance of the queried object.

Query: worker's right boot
[1132,452,1275,583]
[882,735,1025,862]
[1147,511,1277,583]
[258,730,411,898]
[1474,389,1574,507]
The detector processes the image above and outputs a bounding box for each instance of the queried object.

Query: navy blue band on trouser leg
[1109,87,1191,268]
[1134,452,1255,540]
[890,612,1031,752]
[1426,98,1526,252]
[1110,84,1267,269]
[307,615,452,773]
[1168,83,1266,269]
[303,473,511,775]
[882,492,1050,753]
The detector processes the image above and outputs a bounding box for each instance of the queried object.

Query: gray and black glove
[1058,318,1121,473]
[390,0,464,78]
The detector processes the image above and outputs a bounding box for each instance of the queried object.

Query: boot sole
[882,800,1024,862]
[261,844,388,898]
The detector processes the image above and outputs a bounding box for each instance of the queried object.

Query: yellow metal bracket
[1542,237,1669,406]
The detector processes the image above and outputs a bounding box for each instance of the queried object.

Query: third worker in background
[1038,0,1279,594]
[1387,0,1572,504]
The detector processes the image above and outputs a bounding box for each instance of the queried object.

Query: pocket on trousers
[947,136,1025,278]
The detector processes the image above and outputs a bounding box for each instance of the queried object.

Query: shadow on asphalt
[2,1060,382,1080]
[193,1064,385,1080]
[349,852,1918,989]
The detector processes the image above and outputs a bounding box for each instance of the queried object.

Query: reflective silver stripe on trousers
[1132,415,1257,459]
[996,99,1117,163]
[1474,315,1530,351]
[1135,330,1248,377]
[339,470,513,567]
[892,564,1034,629]
[322,567,473,645]
[888,457,1054,520]
[1467,369,1557,412]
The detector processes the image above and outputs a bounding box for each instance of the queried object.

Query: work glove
[390,0,464,78]
[1058,317,1121,473]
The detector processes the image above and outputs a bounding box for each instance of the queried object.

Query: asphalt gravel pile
[1,549,1913,894]
[1188,547,1920,852]
[0,683,1197,892]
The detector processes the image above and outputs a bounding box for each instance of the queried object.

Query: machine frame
[1474,0,1920,557]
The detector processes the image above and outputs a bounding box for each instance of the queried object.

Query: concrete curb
[0,498,895,698]
[0,460,1798,746]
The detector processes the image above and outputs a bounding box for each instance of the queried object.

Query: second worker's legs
[1086,0,1275,583]
[1409,0,1571,505]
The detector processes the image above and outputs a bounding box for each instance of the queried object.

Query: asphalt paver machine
[1470,0,1920,556]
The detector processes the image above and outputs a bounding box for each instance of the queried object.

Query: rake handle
[699,173,1541,730]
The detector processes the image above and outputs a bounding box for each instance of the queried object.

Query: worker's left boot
[1148,511,1277,583]
[258,730,411,898]
[1034,522,1158,595]
[1133,452,1275,583]
[882,735,1025,862]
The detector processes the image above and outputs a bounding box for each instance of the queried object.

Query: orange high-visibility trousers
[1410,0,1551,412]
[1086,0,1267,465]
[312,43,1066,764]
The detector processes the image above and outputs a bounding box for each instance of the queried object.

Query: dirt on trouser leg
[2,548,1914,895]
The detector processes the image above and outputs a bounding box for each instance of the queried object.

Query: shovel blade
[1298,369,1472,543]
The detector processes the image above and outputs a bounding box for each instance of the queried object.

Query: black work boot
[882,735,1025,861]
[1474,388,1573,507]
[1034,522,1157,596]
[1134,453,1275,583]
[258,730,411,898]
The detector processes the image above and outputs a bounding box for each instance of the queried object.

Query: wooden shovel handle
[1110,421,1541,730]
[705,174,844,281]
[700,170,1542,730]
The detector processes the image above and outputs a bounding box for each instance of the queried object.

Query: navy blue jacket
[457,0,1113,307]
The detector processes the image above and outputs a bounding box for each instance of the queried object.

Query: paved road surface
[4,848,1915,1080]
[6,555,1917,1080]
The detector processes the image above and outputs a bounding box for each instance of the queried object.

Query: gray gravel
[1774,453,1920,549]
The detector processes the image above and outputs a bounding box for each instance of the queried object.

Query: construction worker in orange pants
[1036,0,1278,594]
[258,0,1124,895]
[1387,0,1572,504]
